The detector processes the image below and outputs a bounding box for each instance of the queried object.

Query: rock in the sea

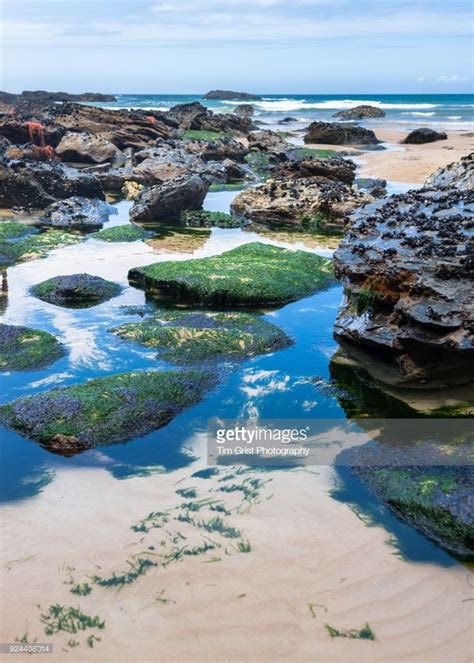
[130,174,209,224]
[0,159,104,208]
[402,128,447,144]
[425,152,473,191]
[333,180,474,388]
[333,105,385,120]
[41,196,117,229]
[91,225,148,242]
[231,173,372,231]
[0,369,215,451]
[31,273,122,308]
[128,242,333,307]
[203,90,262,101]
[0,323,65,371]
[111,310,292,363]
[304,121,380,145]
[56,131,123,164]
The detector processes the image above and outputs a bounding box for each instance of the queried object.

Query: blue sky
[0,0,472,93]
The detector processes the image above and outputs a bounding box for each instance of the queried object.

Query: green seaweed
[0,221,35,240]
[40,604,105,636]
[325,622,375,640]
[0,229,83,267]
[0,325,65,372]
[208,182,246,192]
[176,487,198,499]
[292,147,339,158]
[91,225,148,242]
[181,130,225,141]
[196,515,241,538]
[128,242,334,307]
[111,310,292,363]
[92,558,158,589]
[70,582,92,596]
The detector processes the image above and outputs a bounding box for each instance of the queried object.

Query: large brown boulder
[130,174,209,224]
[304,121,379,145]
[247,130,291,158]
[56,131,123,164]
[274,157,356,185]
[402,128,447,144]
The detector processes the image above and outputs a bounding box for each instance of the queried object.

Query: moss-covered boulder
[91,225,148,242]
[0,222,36,241]
[31,274,122,308]
[0,323,65,372]
[128,242,334,307]
[180,210,245,229]
[0,370,215,451]
[111,310,292,363]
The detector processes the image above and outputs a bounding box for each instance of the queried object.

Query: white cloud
[416,76,425,83]
[437,74,469,83]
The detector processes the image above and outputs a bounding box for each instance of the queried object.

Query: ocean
[89,93,474,131]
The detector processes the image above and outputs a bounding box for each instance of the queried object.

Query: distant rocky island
[0,90,116,111]
[203,90,262,101]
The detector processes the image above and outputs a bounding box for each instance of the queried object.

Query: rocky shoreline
[0,91,473,558]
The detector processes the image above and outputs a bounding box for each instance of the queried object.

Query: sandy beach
[305,127,474,183]
[1,457,473,663]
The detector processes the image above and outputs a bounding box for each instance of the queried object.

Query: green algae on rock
[111,310,292,364]
[0,221,36,241]
[128,242,334,307]
[0,228,83,267]
[0,323,65,372]
[181,130,225,142]
[0,369,215,450]
[31,274,122,308]
[90,225,148,242]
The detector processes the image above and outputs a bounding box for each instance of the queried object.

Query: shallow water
[0,189,462,567]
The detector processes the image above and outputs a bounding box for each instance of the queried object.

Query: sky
[0,0,472,94]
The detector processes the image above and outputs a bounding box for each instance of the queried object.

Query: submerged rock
[402,128,447,144]
[31,273,122,308]
[333,179,474,388]
[56,131,123,164]
[234,104,255,116]
[0,323,65,371]
[41,196,117,229]
[0,159,104,208]
[247,130,292,158]
[128,242,334,307]
[111,310,292,363]
[0,369,215,451]
[333,105,385,120]
[179,210,245,229]
[425,152,473,191]
[0,227,83,268]
[304,121,380,146]
[130,174,209,224]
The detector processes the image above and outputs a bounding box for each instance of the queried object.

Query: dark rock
[166,102,254,136]
[279,117,298,124]
[203,90,262,101]
[333,174,474,388]
[130,174,209,224]
[304,121,380,145]
[247,130,291,158]
[234,104,255,116]
[402,128,448,144]
[41,196,117,229]
[31,273,122,308]
[0,159,104,208]
[0,118,65,147]
[333,105,385,120]
[56,131,123,164]
[275,157,356,185]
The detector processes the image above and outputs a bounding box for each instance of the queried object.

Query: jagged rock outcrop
[166,102,254,136]
[275,157,356,185]
[234,104,255,116]
[333,173,473,388]
[0,159,104,208]
[402,128,447,144]
[247,130,291,158]
[231,165,372,232]
[333,105,385,120]
[425,152,473,191]
[56,131,123,165]
[304,121,380,145]
[130,174,209,223]
[41,197,117,229]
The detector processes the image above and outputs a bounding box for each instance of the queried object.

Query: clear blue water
[0,184,459,567]
[89,93,474,131]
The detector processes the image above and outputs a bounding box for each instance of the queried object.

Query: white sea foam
[225,98,439,112]
[402,111,436,117]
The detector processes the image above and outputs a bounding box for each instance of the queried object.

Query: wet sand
[1,458,473,662]
[305,127,473,183]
